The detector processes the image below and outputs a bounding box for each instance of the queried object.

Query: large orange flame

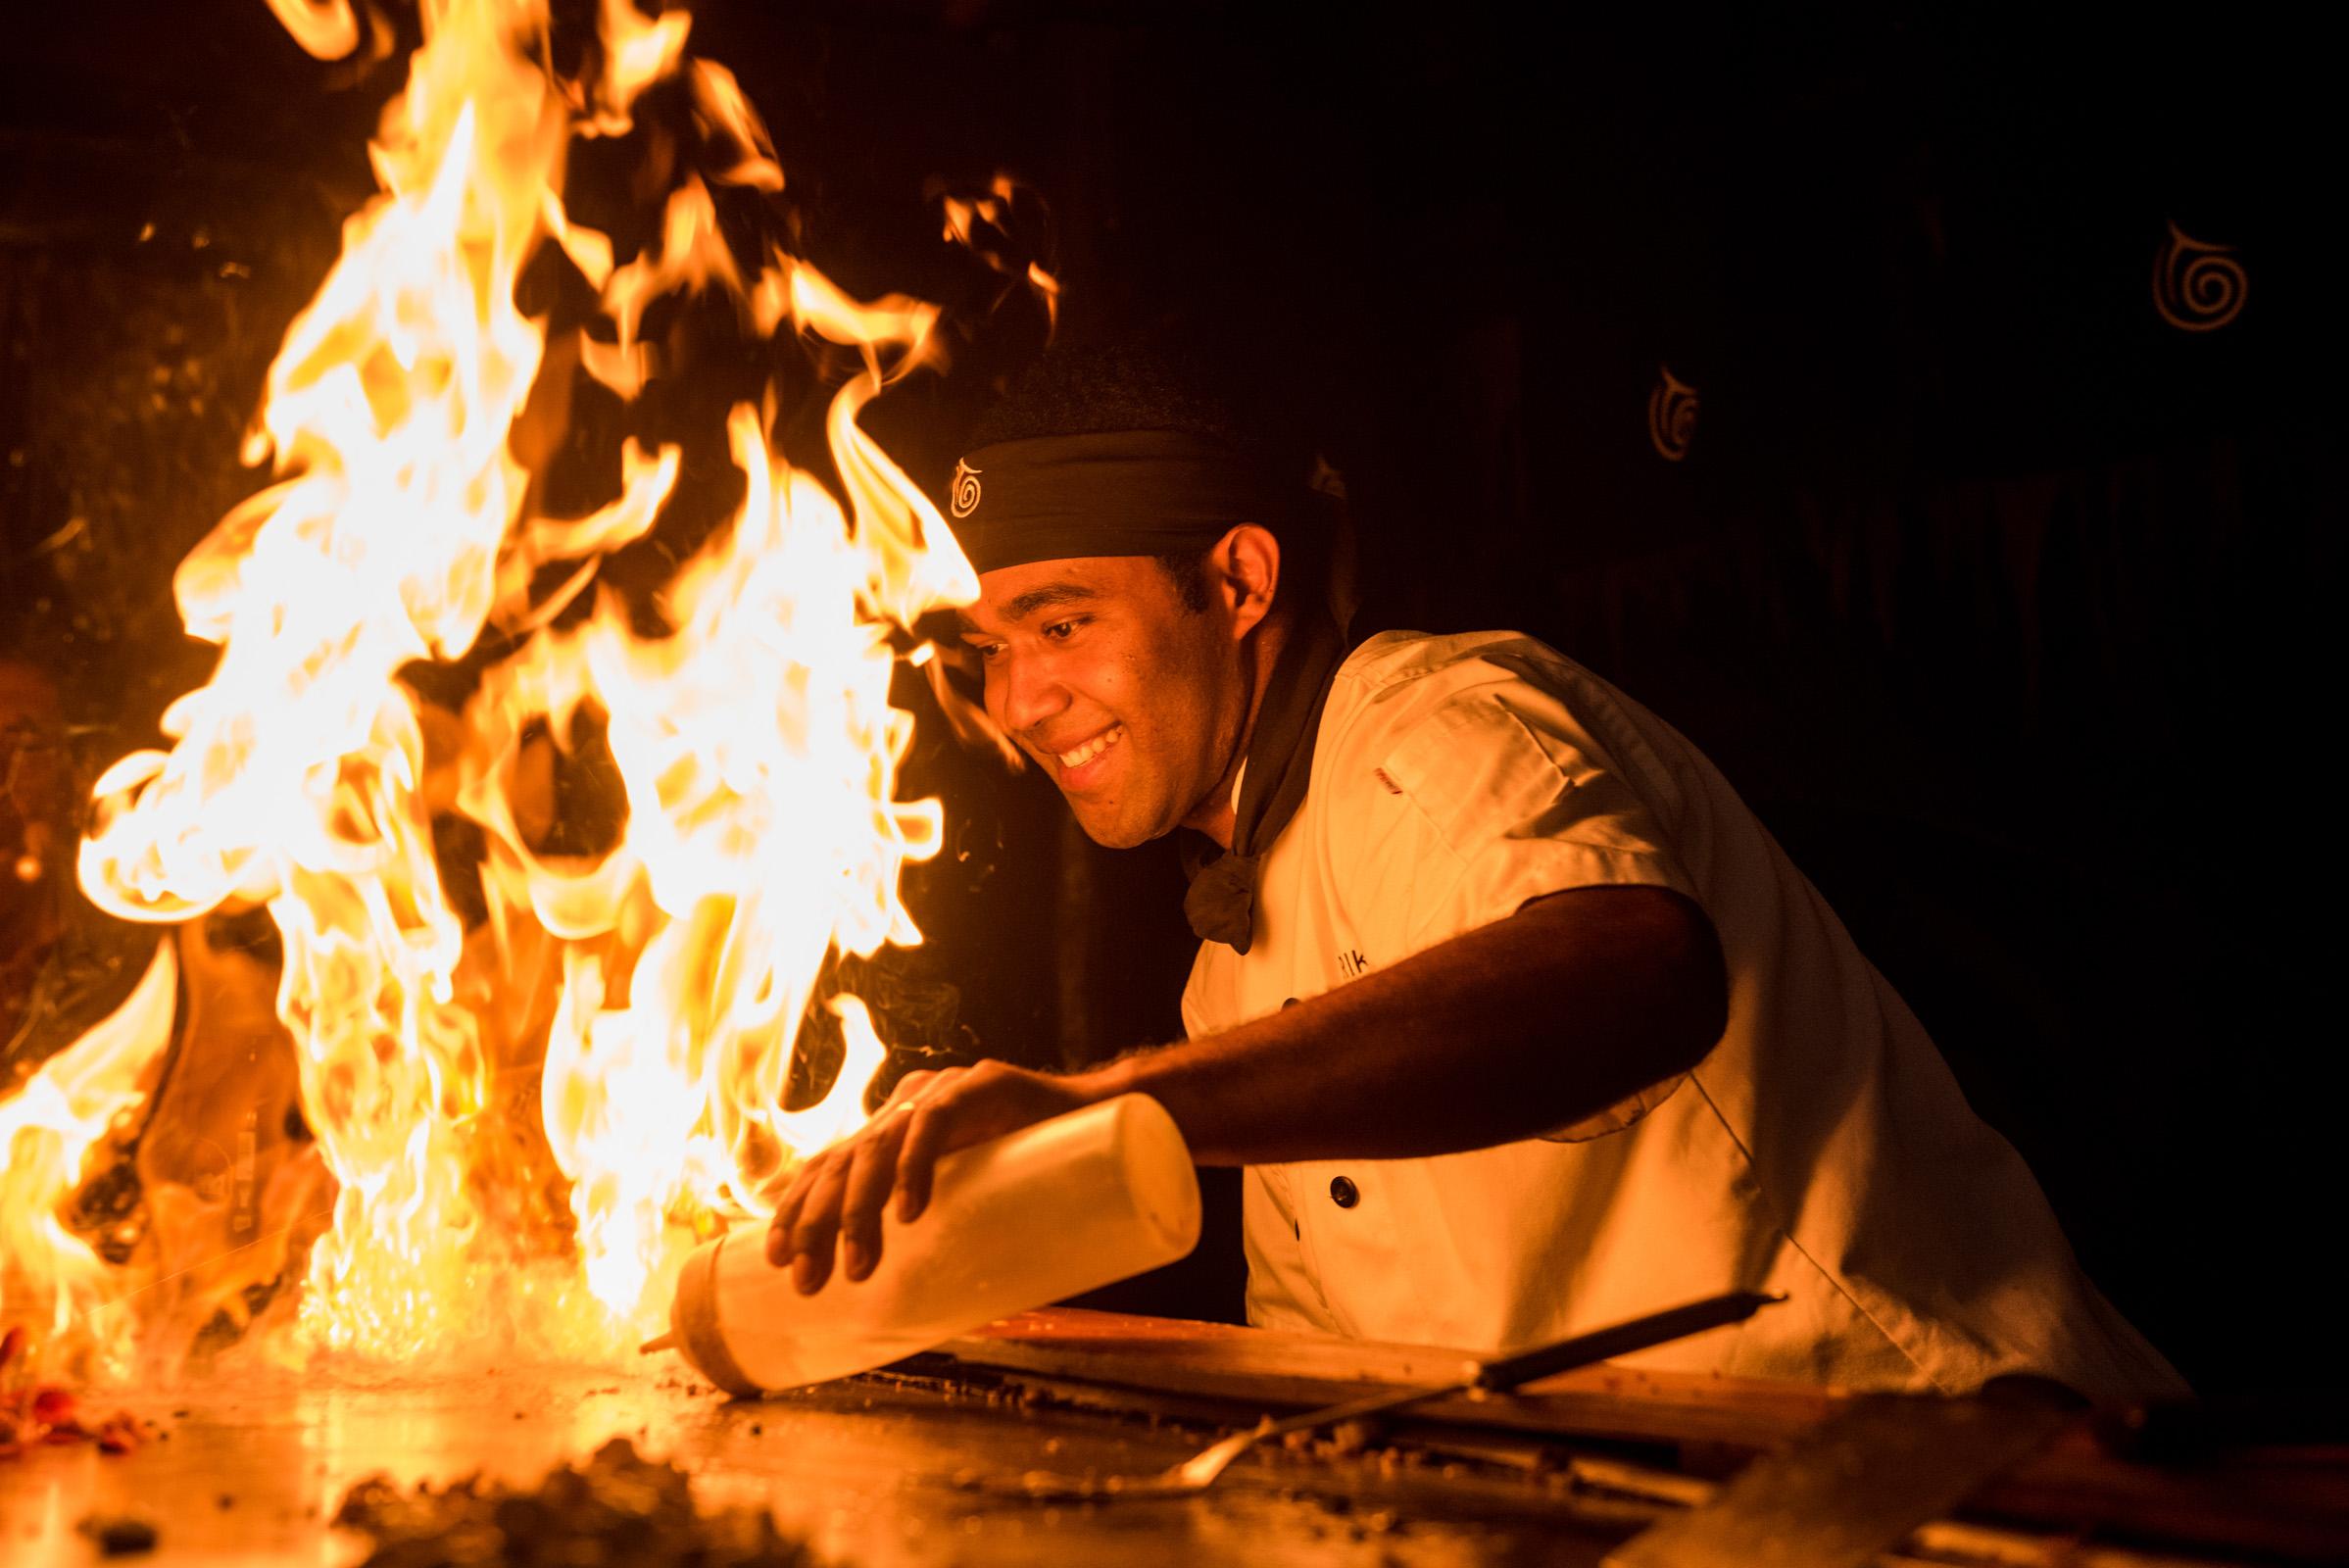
[0,0,1016,1372]
[0,942,176,1379]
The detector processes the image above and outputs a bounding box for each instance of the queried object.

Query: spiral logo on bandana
[1647,365,1698,463]
[950,459,984,518]
[2153,221,2247,333]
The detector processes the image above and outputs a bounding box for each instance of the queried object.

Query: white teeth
[1056,725,1125,769]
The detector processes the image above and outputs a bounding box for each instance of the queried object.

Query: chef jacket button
[1329,1175,1360,1209]
[1282,997,1300,1009]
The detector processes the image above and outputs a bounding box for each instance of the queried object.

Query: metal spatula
[961,1288,1783,1501]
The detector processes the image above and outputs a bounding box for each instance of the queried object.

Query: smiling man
[962,532,1255,853]
[768,345,2185,1399]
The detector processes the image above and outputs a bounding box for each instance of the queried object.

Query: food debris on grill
[333,1437,812,1567]
[0,1326,157,1460]
[75,1513,160,1555]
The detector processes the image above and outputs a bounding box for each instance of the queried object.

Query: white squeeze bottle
[662,1093,1200,1395]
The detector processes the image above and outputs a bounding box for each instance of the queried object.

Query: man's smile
[1043,722,1126,781]
[963,551,1257,846]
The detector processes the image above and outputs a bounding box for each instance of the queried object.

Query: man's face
[957,555,1250,849]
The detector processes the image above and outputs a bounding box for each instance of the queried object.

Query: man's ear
[1209,523,1281,640]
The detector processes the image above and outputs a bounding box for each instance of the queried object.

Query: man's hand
[763,885,1724,1293]
[764,1058,1097,1295]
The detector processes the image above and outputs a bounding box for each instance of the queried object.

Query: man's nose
[989,652,1069,737]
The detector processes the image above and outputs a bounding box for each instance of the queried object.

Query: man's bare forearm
[1077,884,1728,1166]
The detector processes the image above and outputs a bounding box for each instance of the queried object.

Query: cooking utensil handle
[1473,1289,1783,1392]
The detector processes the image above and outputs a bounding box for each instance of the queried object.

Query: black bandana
[944,429,1294,574]
[1180,608,1347,954]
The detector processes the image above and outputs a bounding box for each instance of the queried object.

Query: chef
[769,346,2185,1400]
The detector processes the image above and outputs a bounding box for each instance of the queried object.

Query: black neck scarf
[1182,608,1348,954]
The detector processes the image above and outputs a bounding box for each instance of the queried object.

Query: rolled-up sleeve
[1341,678,1703,1140]
[1373,687,1698,949]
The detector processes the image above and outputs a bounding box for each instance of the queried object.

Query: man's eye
[1042,617,1085,641]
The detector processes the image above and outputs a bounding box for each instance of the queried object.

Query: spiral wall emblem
[1647,365,1698,463]
[2153,221,2247,333]
[949,458,984,518]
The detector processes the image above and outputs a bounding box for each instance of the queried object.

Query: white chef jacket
[1181,630,2185,1399]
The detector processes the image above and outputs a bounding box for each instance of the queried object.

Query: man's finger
[787,1151,855,1295]
[837,1112,911,1282]
[877,1068,939,1112]
[767,1134,844,1261]
[896,1092,958,1225]
[766,1154,825,1266]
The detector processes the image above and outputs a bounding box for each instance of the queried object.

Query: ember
[0,1323,153,1460]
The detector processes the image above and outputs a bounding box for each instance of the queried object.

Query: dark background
[3,2,2338,1396]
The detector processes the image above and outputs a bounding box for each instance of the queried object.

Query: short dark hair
[1154,549,1214,613]
[969,340,1276,457]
